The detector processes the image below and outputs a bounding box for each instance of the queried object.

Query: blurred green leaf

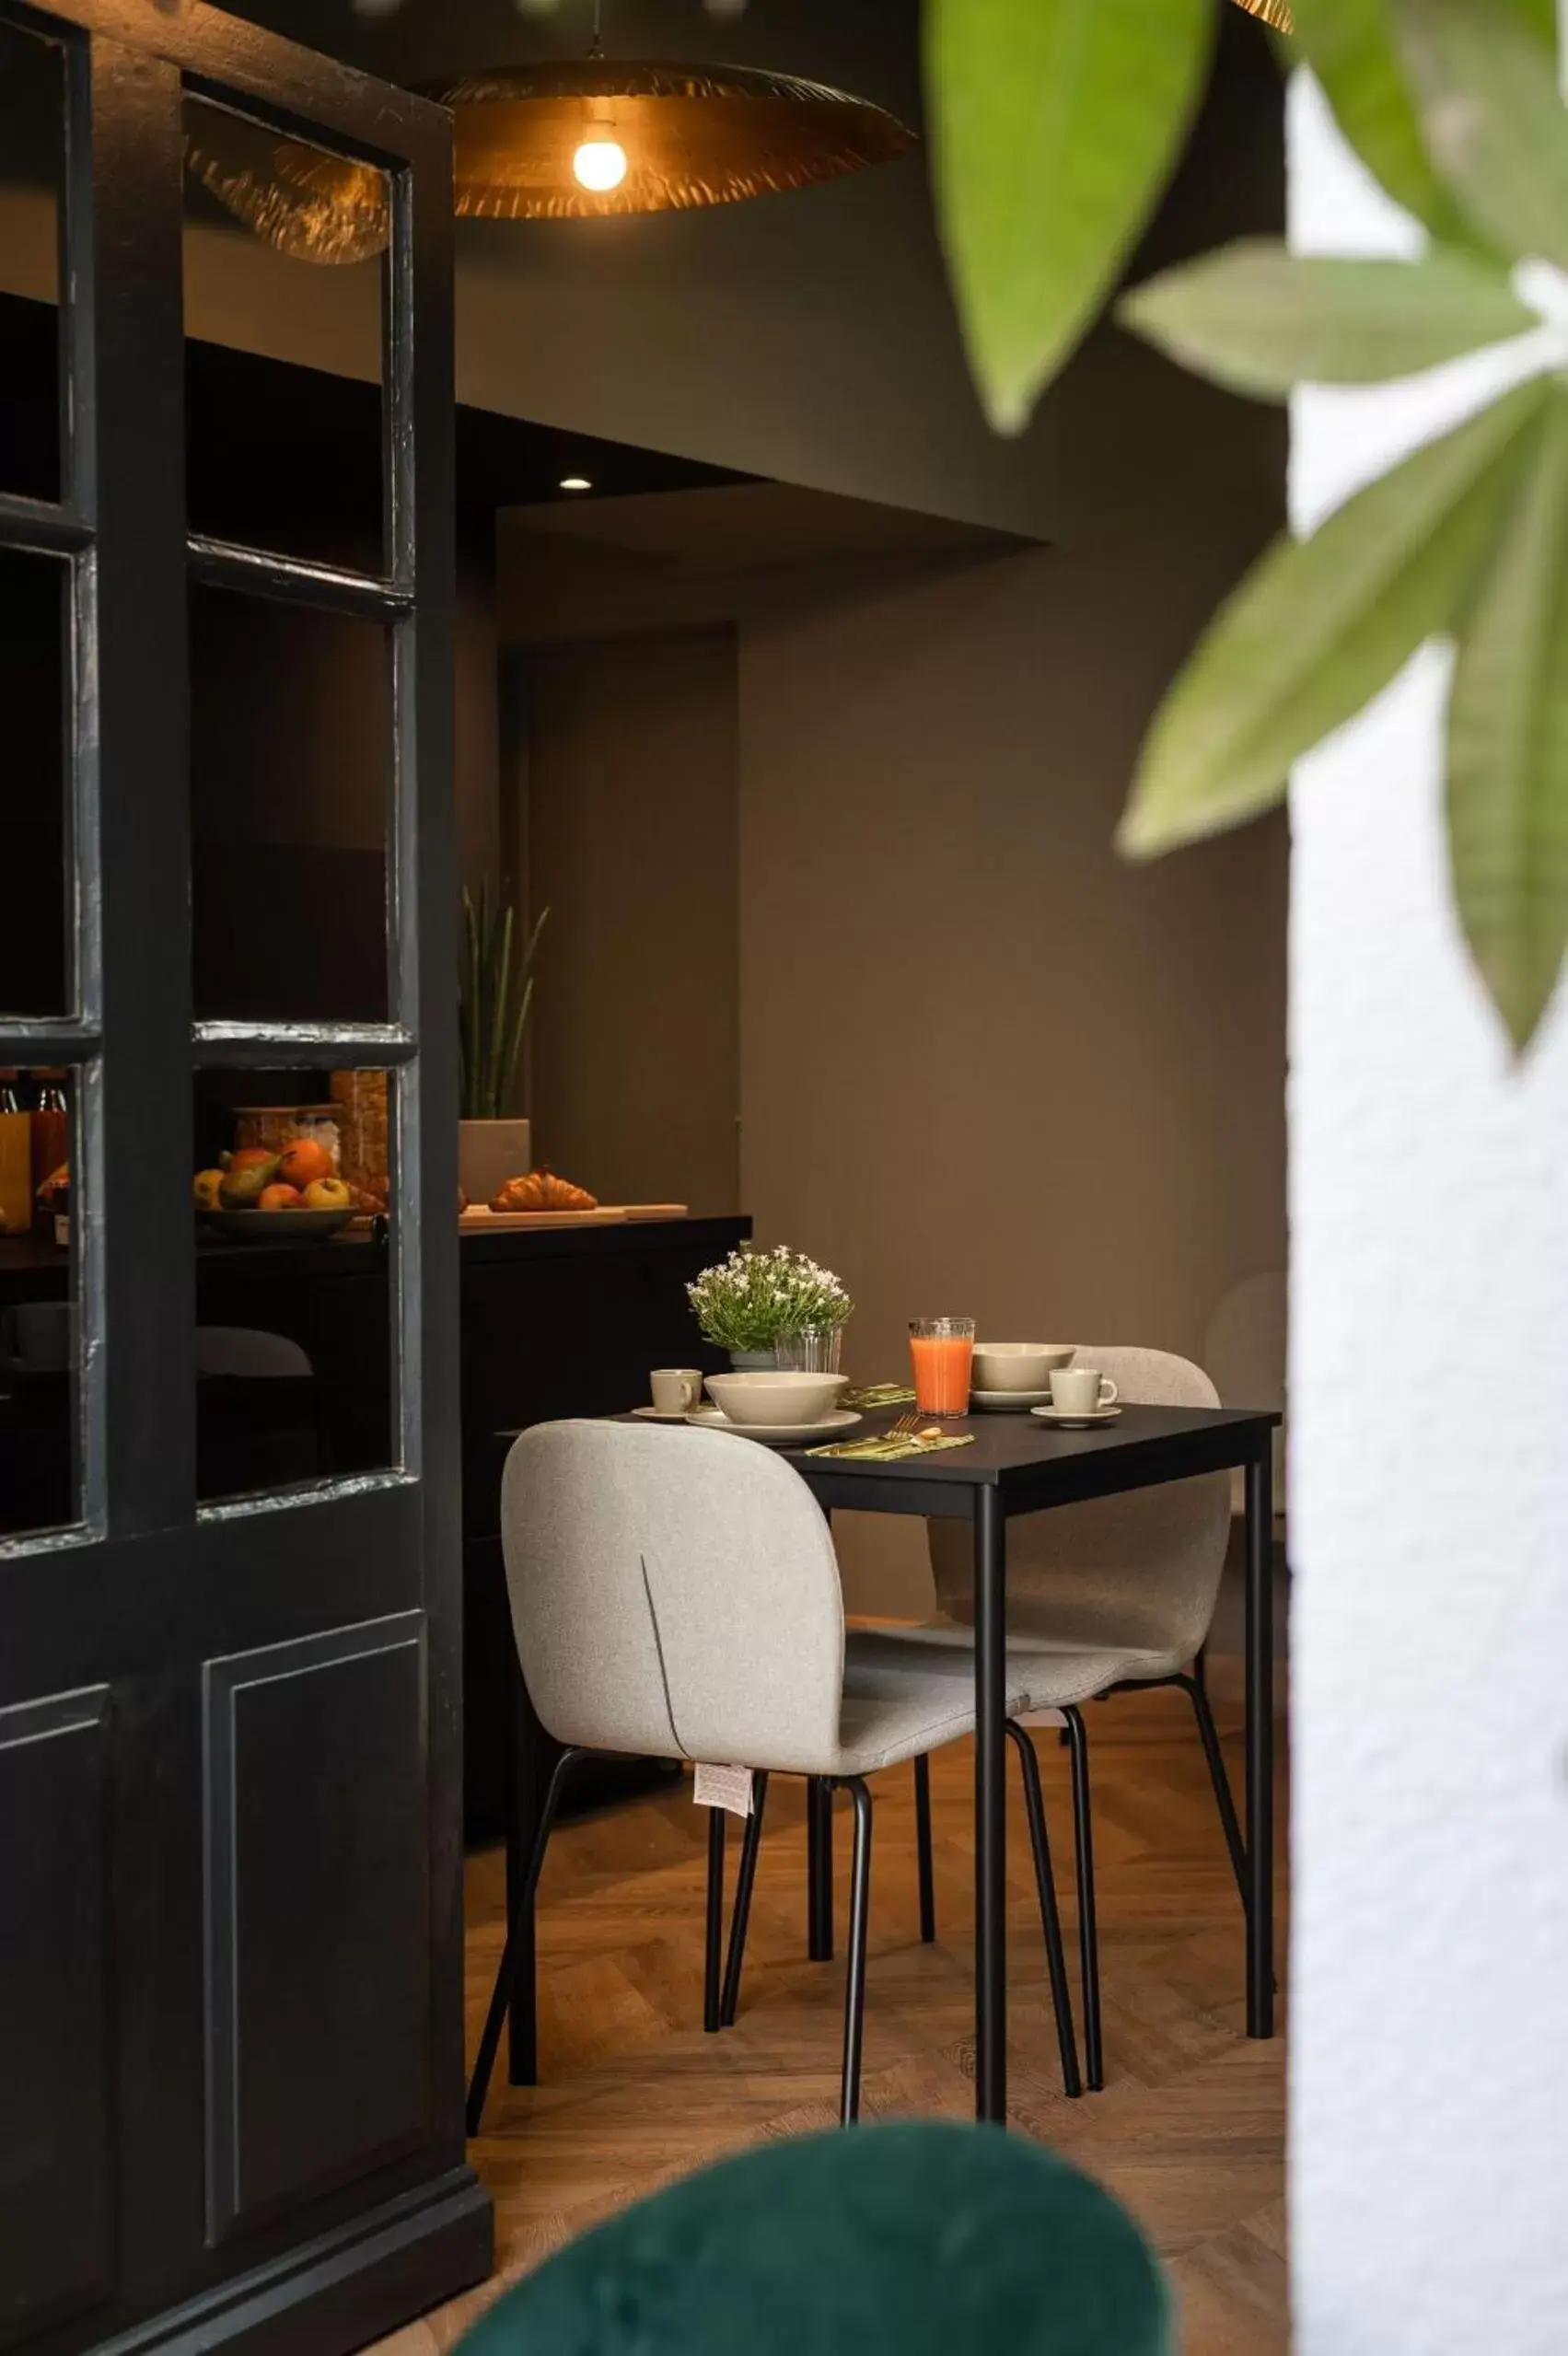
[1391,0,1568,270]
[1290,0,1477,246]
[1447,388,1568,1050]
[1119,378,1549,857]
[1121,239,1534,397]
[924,0,1212,434]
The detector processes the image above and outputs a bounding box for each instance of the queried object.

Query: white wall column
[1289,66,1568,2356]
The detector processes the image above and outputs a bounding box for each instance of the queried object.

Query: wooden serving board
[459,1206,627,1232]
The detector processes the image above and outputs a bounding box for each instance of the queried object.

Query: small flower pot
[459,1118,532,1209]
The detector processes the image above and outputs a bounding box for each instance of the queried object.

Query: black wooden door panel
[0,2,485,2347]
[204,1616,429,2241]
[0,1688,112,2349]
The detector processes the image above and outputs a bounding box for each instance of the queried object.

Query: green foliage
[923,0,1213,433]
[1119,381,1549,856]
[1290,0,1477,248]
[1121,242,1534,397]
[1389,0,1568,272]
[925,0,1568,1046]
[1447,388,1568,1050]
[459,886,548,1121]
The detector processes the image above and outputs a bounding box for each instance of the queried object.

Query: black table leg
[807,1776,834,1960]
[974,1484,1007,2121]
[1244,1446,1274,2037]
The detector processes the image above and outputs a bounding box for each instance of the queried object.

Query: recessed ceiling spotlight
[558,475,593,493]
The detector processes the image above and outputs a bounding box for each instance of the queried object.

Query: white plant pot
[459,1118,532,1208]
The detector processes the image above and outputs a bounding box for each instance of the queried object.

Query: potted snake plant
[459,887,548,1208]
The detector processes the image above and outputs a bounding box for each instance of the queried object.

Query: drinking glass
[775,1324,844,1375]
[909,1317,974,1416]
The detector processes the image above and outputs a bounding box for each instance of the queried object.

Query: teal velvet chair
[458,2120,1169,2356]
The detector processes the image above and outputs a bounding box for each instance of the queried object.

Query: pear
[219,1154,280,1209]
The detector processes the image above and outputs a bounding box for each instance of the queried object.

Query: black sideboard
[456,1214,748,1839]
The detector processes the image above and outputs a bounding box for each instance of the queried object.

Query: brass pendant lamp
[185,0,915,264]
[424,52,918,223]
[1231,0,1294,29]
[185,0,1283,267]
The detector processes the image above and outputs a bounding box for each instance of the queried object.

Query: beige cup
[1049,1366,1119,1416]
[650,1367,703,1415]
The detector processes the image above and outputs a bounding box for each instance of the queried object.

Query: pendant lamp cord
[587,0,603,60]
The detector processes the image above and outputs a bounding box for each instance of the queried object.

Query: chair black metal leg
[719,1771,770,2027]
[807,1775,834,1960]
[839,1776,874,2125]
[1174,1669,1249,1914]
[703,1805,726,2033]
[467,1744,584,2135]
[1061,1706,1103,2092]
[1192,1641,1209,1702]
[912,1751,936,1943]
[1005,1720,1082,2098]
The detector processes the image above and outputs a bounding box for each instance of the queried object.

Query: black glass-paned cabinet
[0,5,490,2350]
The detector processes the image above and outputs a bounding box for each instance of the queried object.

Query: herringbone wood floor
[374,1686,1288,2353]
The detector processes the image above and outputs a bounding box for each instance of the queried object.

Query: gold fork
[889,1413,949,1443]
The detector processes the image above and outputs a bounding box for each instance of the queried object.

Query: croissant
[491,1166,598,1213]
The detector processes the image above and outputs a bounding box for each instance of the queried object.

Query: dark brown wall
[519,629,740,1213]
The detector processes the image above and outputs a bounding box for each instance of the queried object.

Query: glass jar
[0,1074,31,1236]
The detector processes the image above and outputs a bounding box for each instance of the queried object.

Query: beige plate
[1030,1404,1122,1428]
[684,1406,863,1445]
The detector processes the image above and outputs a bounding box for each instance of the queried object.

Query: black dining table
[780,1399,1282,2123]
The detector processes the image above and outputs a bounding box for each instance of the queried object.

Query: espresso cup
[1049,1366,1118,1416]
[650,1367,703,1416]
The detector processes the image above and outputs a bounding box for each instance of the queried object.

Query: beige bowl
[704,1371,844,1427]
[970,1341,1076,1393]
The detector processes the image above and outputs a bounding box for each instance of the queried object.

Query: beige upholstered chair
[866,1347,1244,2088]
[466,1420,1083,2131]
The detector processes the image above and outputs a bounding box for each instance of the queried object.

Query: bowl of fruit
[194,1139,356,1243]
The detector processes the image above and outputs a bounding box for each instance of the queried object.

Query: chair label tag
[693,1762,755,1817]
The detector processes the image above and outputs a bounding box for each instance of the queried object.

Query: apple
[301,1178,353,1212]
[257,1182,304,1211]
[192,1168,225,1211]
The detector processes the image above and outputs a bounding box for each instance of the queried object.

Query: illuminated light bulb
[559,476,593,492]
[573,137,628,193]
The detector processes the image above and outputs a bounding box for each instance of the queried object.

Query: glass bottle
[0,1072,31,1236]
[29,1070,69,1209]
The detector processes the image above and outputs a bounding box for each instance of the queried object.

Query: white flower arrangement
[686,1244,853,1354]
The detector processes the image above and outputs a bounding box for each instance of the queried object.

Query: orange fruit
[276,1137,334,1190]
[257,1182,304,1211]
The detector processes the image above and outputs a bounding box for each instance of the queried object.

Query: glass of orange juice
[909,1317,975,1417]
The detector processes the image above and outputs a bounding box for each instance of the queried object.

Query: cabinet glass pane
[190,581,391,1026]
[0,1064,82,1538]
[194,1067,397,1504]
[0,21,65,505]
[0,547,71,1017]
[182,94,389,572]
